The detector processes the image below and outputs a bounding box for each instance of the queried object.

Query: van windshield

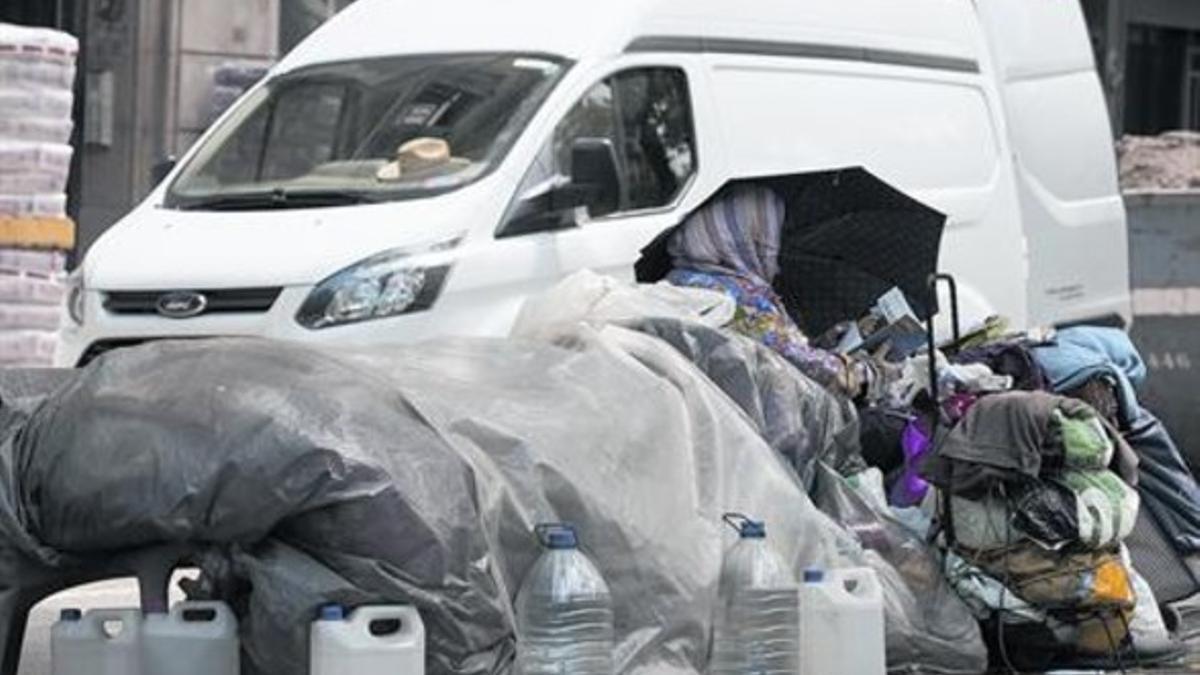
[166,53,568,210]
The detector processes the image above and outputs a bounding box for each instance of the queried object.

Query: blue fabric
[1127,407,1200,554]
[1033,326,1200,554]
[1032,327,1144,428]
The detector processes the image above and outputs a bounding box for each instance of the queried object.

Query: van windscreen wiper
[172,188,381,211]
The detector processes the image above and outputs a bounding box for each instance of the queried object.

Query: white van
[56,0,1130,366]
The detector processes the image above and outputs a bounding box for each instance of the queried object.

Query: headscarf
[666,183,784,283]
[666,185,852,393]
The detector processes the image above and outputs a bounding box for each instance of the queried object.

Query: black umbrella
[635,166,947,337]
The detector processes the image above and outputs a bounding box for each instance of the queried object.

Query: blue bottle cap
[59,608,82,622]
[722,513,767,539]
[803,568,825,584]
[536,523,579,550]
[318,604,345,621]
[738,520,766,539]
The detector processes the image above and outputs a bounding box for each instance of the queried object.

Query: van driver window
[553,67,696,214]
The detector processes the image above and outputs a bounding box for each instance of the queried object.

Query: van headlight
[295,238,458,330]
[65,272,85,325]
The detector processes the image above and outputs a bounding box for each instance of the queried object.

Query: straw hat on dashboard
[376,137,470,181]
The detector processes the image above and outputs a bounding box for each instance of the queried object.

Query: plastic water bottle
[142,601,239,675]
[709,513,800,675]
[515,523,614,675]
[310,604,425,675]
[51,607,142,675]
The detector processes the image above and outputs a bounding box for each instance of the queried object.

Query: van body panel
[277,0,982,75]
[703,51,1027,330]
[84,180,508,290]
[59,0,1129,366]
[972,0,1131,327]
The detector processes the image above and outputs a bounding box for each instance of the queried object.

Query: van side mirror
[498,182,587,238]
[570,138,621,218]
[151,156,177,186]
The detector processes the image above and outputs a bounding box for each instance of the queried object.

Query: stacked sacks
[924,391,1142,666]
[0,23,77,366]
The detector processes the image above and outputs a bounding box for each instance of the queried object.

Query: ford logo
[156,291,208,319]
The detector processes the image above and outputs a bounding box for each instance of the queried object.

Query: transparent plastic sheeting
[0,332,985,674]
[814,464,989,673]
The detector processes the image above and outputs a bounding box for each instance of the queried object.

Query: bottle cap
[536,523,579,550]
[803,568,825,583]
[318,604,345,621]
[723,513,767,538]
[738,519,766,538]
[59,608,82,622]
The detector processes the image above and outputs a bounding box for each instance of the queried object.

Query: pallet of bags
[0,22,78,367]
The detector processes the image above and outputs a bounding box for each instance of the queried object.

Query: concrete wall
[1126,190,1200,466]
[71,0,280,258]
[75,0,174,256]
[170,0,279,155]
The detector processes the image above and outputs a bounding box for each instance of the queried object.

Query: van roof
[276,0,983,74]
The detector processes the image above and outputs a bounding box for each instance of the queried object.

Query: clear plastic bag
[0,248,66,276]
[0,275,65,305]
[0,329,57,366]
[0,117,74,144]
[815,464,989,674]
[0,192,66,217]
[511,269,735,339]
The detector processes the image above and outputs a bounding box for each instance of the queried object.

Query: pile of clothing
[923,390,1142,666]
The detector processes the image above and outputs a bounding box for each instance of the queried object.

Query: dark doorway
[1124,24,1200,133]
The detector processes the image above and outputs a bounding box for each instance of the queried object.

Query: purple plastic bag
[891,419,932,507]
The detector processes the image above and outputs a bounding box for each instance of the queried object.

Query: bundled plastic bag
[0,328,997,675]
[626,318,860,486]
[510,269,734,339]
[1054,470,1140,549]
[3,335,857,675]
[815,464,988,674]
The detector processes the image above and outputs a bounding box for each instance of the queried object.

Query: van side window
[559,67,696,212]
[501,67,696,235]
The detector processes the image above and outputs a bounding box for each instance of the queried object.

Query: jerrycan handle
[830,568,883,601]
[722,513,766,538]
[83,609,139,644]
[350,606,423,644]
[170,601,233,624]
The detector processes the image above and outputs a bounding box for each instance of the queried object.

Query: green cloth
[1053,407,1113,471]
[1054,469,1139,549]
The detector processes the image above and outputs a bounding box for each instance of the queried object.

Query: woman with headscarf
[666,184,879,399]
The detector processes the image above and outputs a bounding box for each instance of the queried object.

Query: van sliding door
[973,0,1132,327]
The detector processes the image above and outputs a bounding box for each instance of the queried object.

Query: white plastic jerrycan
[142,601,239,675]
[311,604,425,675]
[52,607,142,675]
[799,567,886,675]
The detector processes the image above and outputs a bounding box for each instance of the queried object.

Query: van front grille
[103,288,282,316]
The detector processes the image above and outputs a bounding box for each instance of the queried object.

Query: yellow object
[1090,557,1135,607]
[0,216,75,250]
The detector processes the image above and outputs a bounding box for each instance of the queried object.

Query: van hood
[85,190,497,290]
